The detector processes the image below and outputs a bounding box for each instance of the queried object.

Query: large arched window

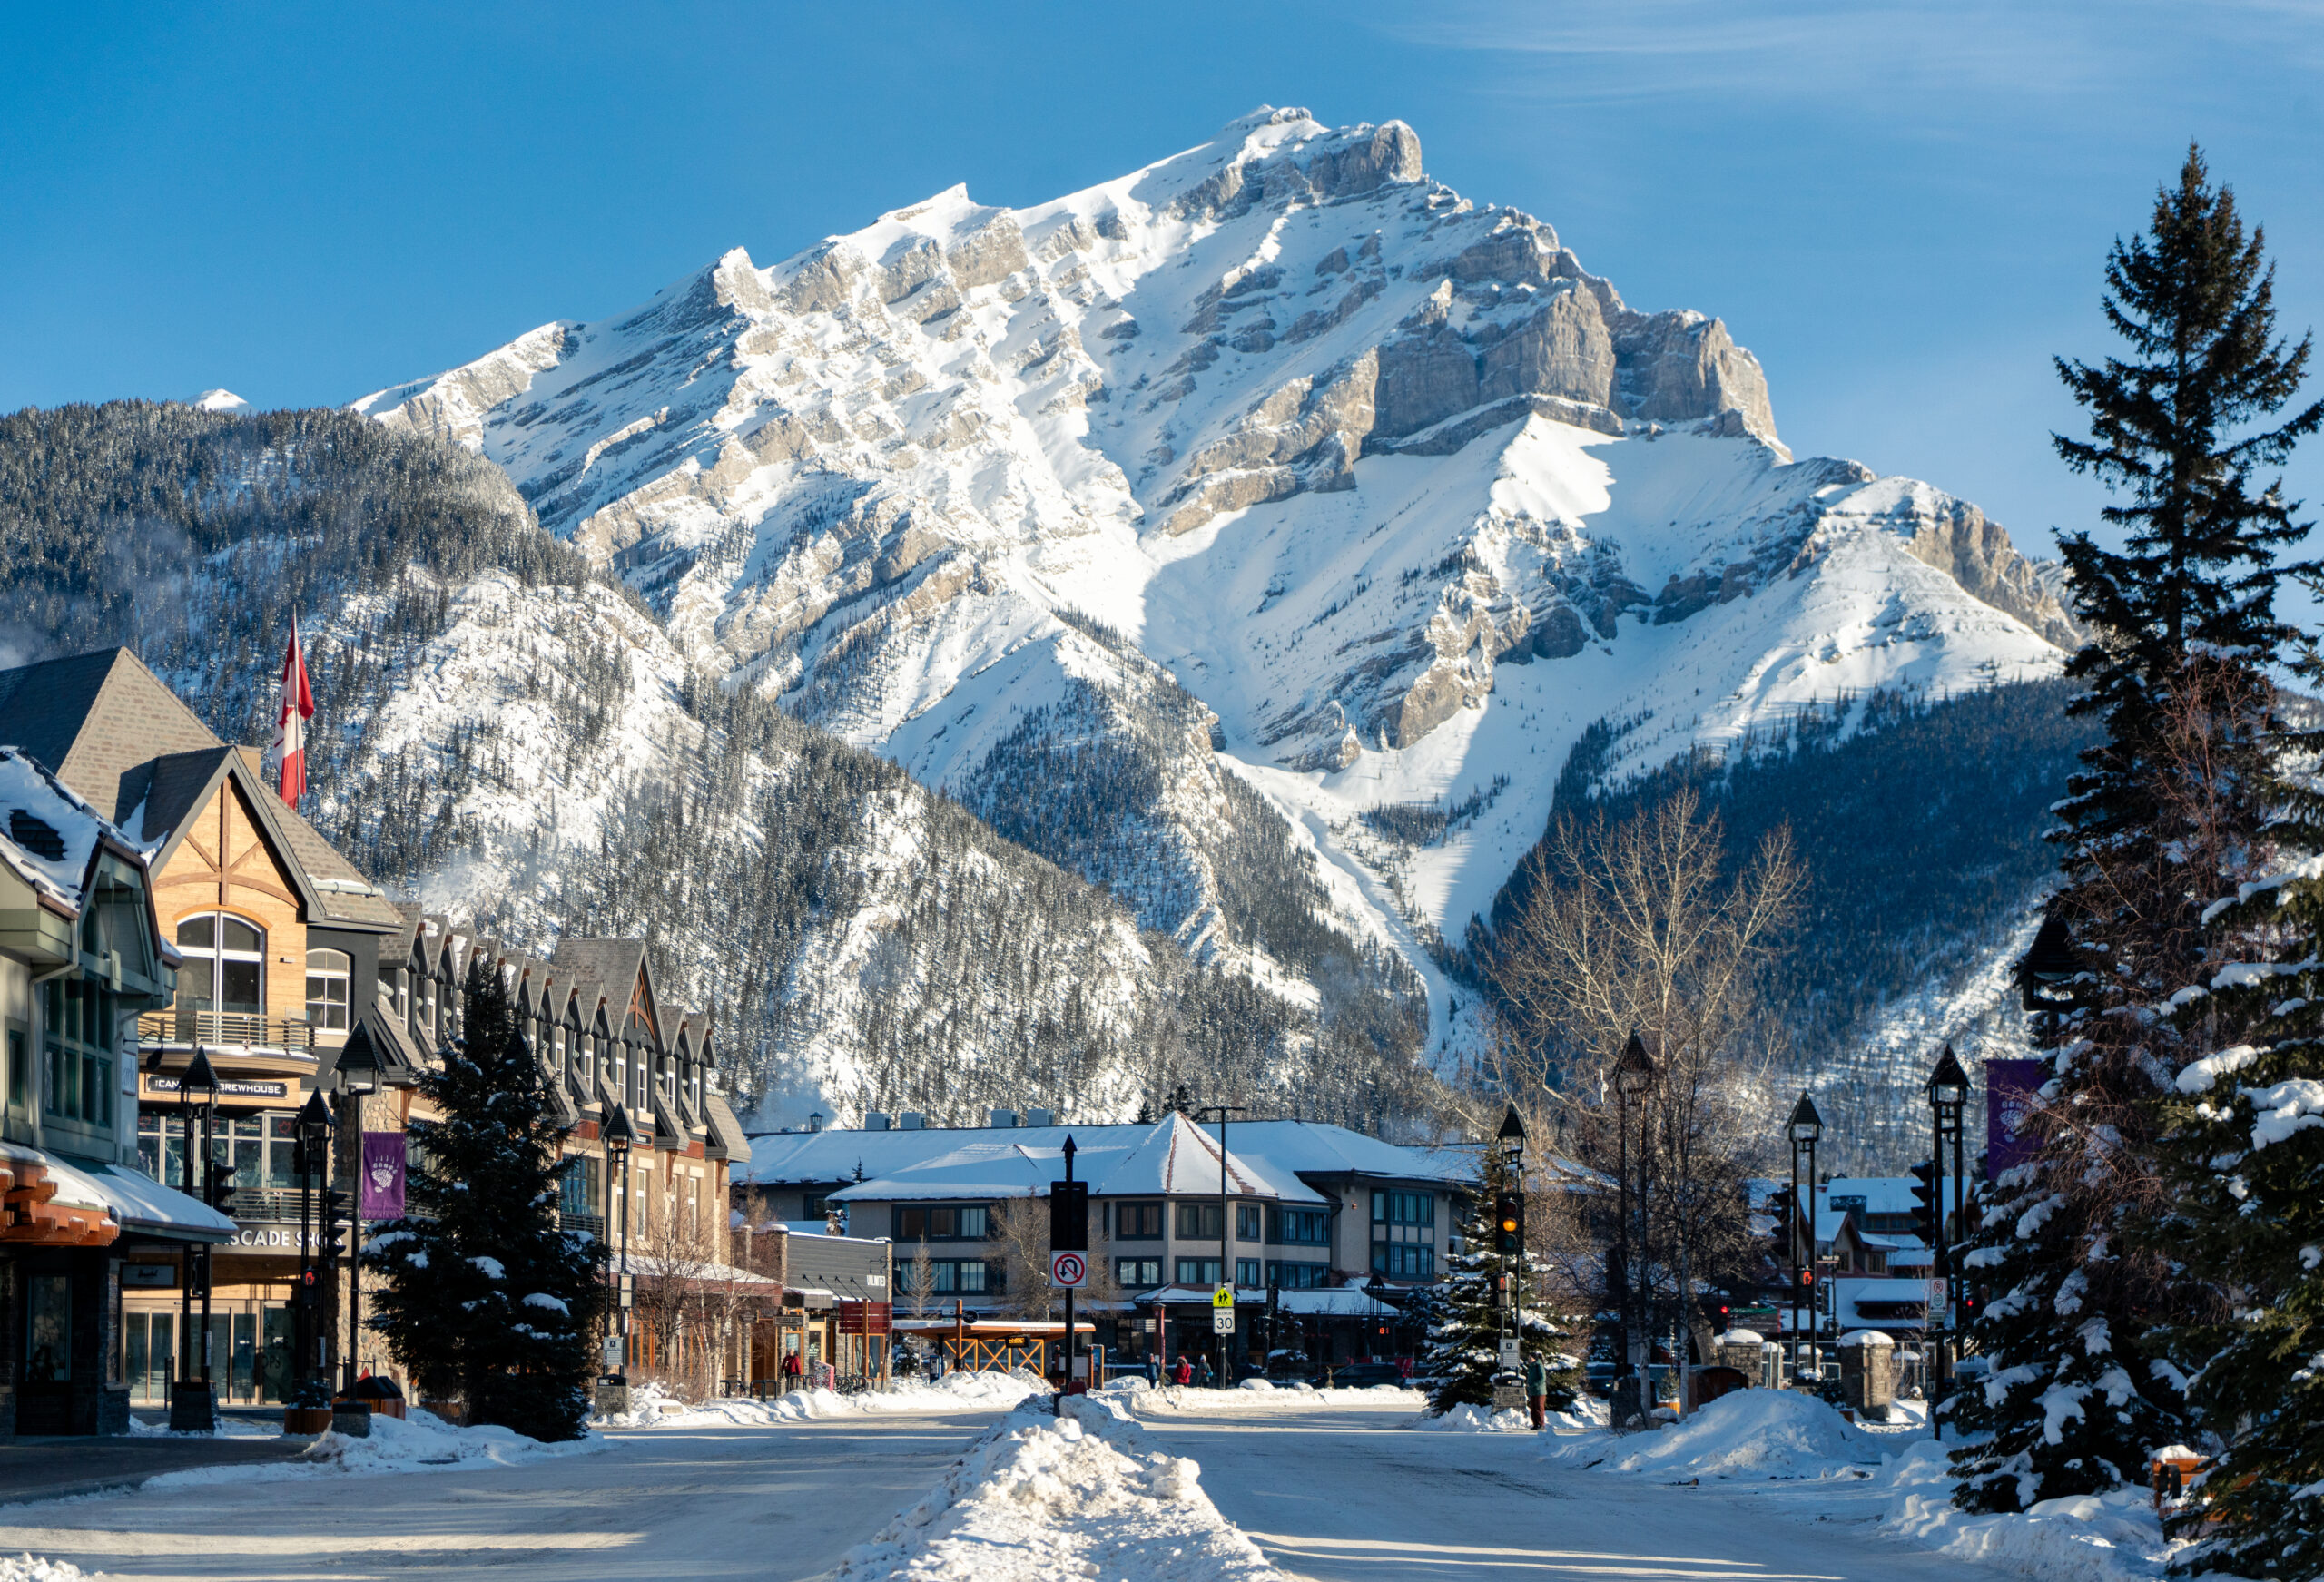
[175,914,263,1015]
[305,949,350,1031]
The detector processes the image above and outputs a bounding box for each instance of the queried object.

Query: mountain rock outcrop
[356,106,2081,1057]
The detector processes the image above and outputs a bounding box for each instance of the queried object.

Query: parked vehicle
[1323,1361,1405,1389]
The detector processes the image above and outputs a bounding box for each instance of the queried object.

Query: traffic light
[1706,1298,1732,1328]
[1959,1286,1983,1324]
[204,1158,236,1208]
[1908,1161,1939,1246]
[320,1189,350,1263]
[1493,1191,1524,1256]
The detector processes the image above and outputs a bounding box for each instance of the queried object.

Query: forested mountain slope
[0,400,1434,1133]
[1482,681,2097,1169]
[356,106,2080,1065]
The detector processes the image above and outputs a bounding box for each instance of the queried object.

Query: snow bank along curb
[0,1559,94,1582]
[596,1371,1039,1429]
[829,1393,1289,1581]
[1546,1389,2175,1582]
[1118,1380,1428,1416]
[124,1408,604,1496]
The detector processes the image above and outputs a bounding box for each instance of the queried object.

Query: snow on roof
[751,1114,1451,1201]
[0,746,114,908]
[823,1114,1326,1205]
[84,1163,236,1238]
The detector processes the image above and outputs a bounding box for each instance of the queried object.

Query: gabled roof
[819,1114,1327,1205]
[704,1093,753,1164]
[0,747,117,909]
[1228,1120,1475,1187]
[0,649,218,824]
[0,648,402,932]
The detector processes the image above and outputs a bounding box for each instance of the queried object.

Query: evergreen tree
[363,958,607,1441]
[1417,1155,1581,1416]
[2149,641,2324,1574]
[1952,146,2318,1513]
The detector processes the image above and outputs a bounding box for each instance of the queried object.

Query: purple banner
[360,1131,408,1220]
[1985,1059,2050,1175]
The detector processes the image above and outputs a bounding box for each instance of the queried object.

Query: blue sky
[4,1,2319,555]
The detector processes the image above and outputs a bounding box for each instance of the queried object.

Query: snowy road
[0,1410,1001,1581]
[1137,1400,2023,1582]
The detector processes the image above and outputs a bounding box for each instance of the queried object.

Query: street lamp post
[171,1048,220,1430]
[603,1105,636,1378]
[1925,1045,1969,1431]
[294,1089,335,1408]
[334,1036,379,1396]
[1613,1033,1656,1426]
[1786,1092,1823,1387]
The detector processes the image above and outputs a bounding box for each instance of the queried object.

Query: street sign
[603,1335,625,1369]
[1213,1308,1236,1335]
[1049,1250,1088,1289]
[1498,1337,1521,1369]
[1212,1284,1234,1309]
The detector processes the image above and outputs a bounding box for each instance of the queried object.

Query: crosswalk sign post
[1212,1283,1235,1335]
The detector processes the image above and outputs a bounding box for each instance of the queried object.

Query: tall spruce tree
[2159,740,2324,1575]
[363,958,608,1440]
[1416,1153,1582,1417]
[1951,146,2318,1513]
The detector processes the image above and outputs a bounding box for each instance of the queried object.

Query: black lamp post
[2016,906,2083,1049]
[294,1088,335,1407]
[1925,1044,1969,1426]
[334,1035,379,1396]
[603,1104,635,1377]
[1613,1032,1656,1423]
[174,1047,220,1424]
[1196,1103,1246,1384]
[1786,1091,1823,1383]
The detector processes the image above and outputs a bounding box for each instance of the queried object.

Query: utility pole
[1049,1135,1088,1414]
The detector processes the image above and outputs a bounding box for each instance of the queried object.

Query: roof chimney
[899,1112,925,1130]
[990,1108,1018,1129]
[864,1112,891,1132]
[1025,1107,1055,1127]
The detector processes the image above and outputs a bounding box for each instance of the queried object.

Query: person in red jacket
[1174,1354,1195,1387]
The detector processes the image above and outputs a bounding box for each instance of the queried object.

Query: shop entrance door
[260,1306,292,1403]
[124,1312,175,1405]
[18,1272,74,1433]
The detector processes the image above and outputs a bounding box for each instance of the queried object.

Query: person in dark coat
[1525,1354,1549,1430]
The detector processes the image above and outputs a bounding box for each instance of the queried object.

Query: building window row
[1265,1261,1330,1289]
[1373,1243,1434,1279]
[1372,1189,1433,1227]
[1267,1207,1329,1245]
[896,1259,994,1294]
[1113,1202,1163,1240]
[894,1204,989,1241]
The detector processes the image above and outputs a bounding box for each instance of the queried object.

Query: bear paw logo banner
[360,1131,407,1219]
[1984,1058,2050,1174]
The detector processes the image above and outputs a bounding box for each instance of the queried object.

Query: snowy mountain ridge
[355,107,2079,1057]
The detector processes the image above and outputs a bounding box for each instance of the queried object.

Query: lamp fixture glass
[1614,1031,1657,1097]
[1927,1045,1971,1108]
[182,1047,221,1101]
[1787,1091,1824,1144]
[296,1088,334,1143]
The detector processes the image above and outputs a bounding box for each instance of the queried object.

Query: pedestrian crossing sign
[1212,1284,1234,1308]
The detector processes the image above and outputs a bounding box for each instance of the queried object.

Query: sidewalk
[0,1432,313,1506]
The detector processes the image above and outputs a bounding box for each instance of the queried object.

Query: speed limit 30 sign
[1049,1250,1088,1288]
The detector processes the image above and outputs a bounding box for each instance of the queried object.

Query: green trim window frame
[1236,1204,1262,1241]
[1116,1257,1162,1288]
[1175,1203,1225,1241]
[1371,1189,1433,1227]
[557,1155,601,1219]
[1175,1257,1223,1286]
[892,1204,990,1241]
[1236,1258,1262,1287]
[1265,1261,1330,1289]
[896,1258,993,1295]
[1112,1202,1164,1240]
[1372,1243,1434,1278]
[39,976,116,1129]
[1266,1206,1329,1245]
[4,1021,25,1111]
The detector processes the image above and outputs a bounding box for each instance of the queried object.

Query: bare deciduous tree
[1489,788,1801,1362]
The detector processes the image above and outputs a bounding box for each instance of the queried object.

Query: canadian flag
[265,615,315,807]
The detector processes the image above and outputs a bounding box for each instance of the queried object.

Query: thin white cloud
[1372,0,2323,107]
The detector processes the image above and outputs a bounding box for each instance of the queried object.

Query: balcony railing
[558,1211,606,1241]
[138,1006,314,1055]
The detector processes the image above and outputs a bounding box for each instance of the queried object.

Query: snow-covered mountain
[356,107,2078,1058]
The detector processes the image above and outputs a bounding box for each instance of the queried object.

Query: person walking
[1525,1353,1548,1430]
[1196,1352,1215,1390]
[783,1349,804,1391]
[1144,1352,1160,1387]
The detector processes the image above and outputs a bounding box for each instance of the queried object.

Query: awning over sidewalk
[55,1158,234,1243]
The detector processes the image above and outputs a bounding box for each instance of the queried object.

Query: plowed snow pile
[1545,1389,1879,1479]
[599,1371,1038,1429]
[829,1395,1287,1582]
